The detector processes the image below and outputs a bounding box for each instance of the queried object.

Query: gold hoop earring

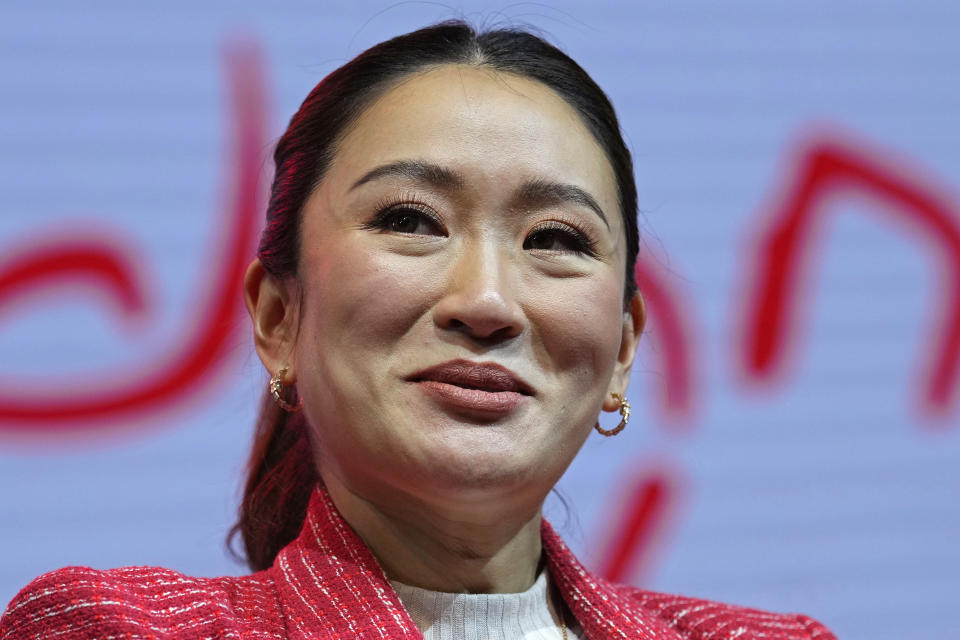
[594,392,630,436]
[269,366,302,412]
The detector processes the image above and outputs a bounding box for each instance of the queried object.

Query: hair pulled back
[230,20,640,571]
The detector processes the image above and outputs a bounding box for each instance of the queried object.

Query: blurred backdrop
[2,2,959,638]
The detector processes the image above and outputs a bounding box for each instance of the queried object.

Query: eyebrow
[516,178,609,229]
[350,160,464,191]
[350,159,609,228]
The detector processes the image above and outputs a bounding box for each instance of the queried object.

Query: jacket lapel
[542,520,684,640]
[273,487,422,639]
[274,485,682,639]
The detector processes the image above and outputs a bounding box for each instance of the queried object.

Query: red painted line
[634,256,697,428]
[0,40,268,427]
[742,129,960,418]
[0,242,145,319]
[597,466,680,585]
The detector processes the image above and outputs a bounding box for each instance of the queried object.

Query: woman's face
[284,66,642,506]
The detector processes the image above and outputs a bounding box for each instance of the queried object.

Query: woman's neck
[322,471,544,594]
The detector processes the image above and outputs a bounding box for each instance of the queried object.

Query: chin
[379,407,558,499]
[413,440,542,497]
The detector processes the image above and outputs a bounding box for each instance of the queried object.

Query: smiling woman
[0,22,835,640]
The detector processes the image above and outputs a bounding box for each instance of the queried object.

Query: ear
[603,292,646,412]
[244,258,298,382]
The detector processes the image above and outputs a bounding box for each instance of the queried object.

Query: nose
[432,240,526,342]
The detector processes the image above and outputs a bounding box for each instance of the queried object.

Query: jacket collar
[542,519,681,639]
[273,485,680,639]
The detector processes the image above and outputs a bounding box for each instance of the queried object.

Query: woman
[0,22,835,640]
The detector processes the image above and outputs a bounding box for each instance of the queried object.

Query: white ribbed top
[390,571,583,640]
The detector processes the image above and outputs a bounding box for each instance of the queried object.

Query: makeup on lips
[407,360,533,414]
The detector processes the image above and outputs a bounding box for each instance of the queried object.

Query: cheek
[298,245,435,362]
[528,273,625,380]
[295,247,438,456]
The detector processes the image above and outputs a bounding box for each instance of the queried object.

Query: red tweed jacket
[1,487,836,640]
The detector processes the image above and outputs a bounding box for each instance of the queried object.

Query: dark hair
[229,20,640,571]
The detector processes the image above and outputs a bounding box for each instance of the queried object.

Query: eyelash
[363,197,600,257]
[362,196,446,236]
[524,219,600,257]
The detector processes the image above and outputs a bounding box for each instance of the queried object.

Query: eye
[366,205,446,237]
[524,222,598,256]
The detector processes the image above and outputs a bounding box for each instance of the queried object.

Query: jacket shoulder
[0,564,282,640]
[617,585,836,640]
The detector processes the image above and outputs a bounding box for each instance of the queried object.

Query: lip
[407,360,534,414]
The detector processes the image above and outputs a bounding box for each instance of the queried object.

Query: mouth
[408,360,534,394]
[407,360,534,413]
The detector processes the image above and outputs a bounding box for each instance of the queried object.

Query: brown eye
[524,223,598,256]
[526,229,577,252]
[367,206,446,236]
[388,211,424,233]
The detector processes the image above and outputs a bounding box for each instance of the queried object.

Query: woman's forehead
[326,65,619,213]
